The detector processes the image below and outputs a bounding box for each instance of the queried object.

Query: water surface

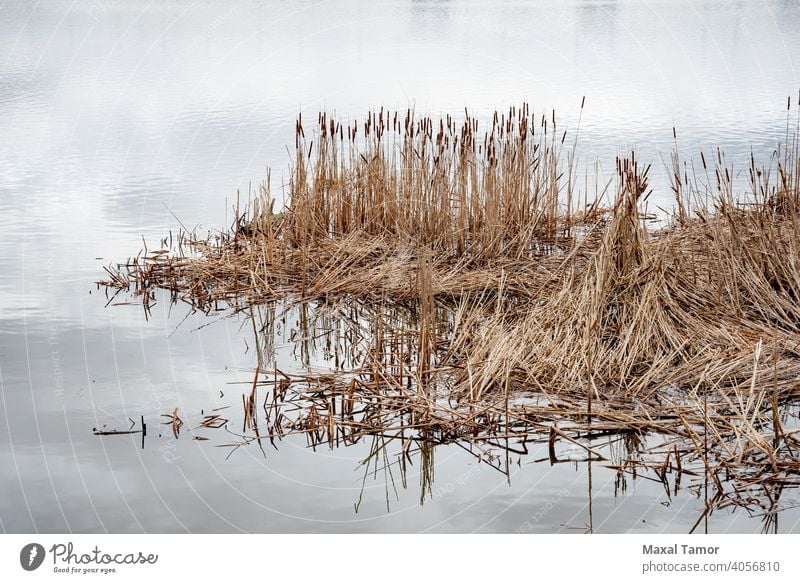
[2,0,800,533]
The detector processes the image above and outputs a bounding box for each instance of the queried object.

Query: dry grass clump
[454,155,800,399]
[285,106,576,258]
[98,105,800,515]
[104,104,600,312]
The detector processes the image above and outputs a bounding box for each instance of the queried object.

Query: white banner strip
[1,534,798,581]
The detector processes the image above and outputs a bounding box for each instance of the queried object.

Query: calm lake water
[2,0,800,533]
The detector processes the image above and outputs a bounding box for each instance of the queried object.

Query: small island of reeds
[100,103,800,517]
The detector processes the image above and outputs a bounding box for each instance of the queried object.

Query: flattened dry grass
[99,105,800,513]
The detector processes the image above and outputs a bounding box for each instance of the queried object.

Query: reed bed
[98,105,800,515]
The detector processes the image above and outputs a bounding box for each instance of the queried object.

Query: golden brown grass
[98,105,800,514]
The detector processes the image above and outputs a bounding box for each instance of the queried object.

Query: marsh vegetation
[99,103,800,522]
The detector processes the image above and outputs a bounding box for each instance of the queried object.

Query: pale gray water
[2,0,800,533]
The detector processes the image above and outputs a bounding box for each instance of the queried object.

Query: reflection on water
[3,0,800,533]
[91,298,800,535]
